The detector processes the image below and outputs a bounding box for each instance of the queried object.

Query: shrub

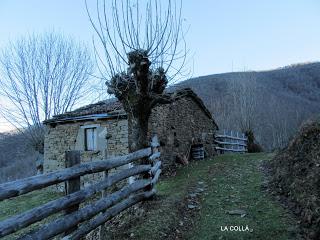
[245,130,263,153]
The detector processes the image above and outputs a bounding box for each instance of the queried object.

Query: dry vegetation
[269,118,320,239]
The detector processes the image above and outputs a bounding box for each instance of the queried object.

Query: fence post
[150,135,160,192]
[64,150,81,236]
[99,150,109,240]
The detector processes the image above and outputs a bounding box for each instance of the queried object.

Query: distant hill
[174,62,320,150]
[0,132,36,183]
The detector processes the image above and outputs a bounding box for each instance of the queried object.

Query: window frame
[84,127,97,151]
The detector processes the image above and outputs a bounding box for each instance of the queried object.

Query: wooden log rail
[214,140,247,147]
[0,147,151,200]
[0,136,162,239]
[215,130,248,154]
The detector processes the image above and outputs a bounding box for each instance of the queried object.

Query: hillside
[174,62,320,150]
[0,132,36,183]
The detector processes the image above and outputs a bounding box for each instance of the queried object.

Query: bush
[245,130,263,153]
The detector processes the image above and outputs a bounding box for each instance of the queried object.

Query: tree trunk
[128,114,149,153]
[35,151,44,175]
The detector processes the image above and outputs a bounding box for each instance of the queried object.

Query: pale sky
[0,0,319,132]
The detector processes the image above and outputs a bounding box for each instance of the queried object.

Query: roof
[44,88,218,128]
[43,100,124,124]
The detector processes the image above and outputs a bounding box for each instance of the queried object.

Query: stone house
[43,88,218,181]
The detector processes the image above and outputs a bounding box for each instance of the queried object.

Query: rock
[195,188,204,193]
[188,204,196,209]
[226,209,247,216]
[189,193,198,198]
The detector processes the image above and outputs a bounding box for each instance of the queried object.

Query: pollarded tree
[86,0,187,152]
[0,32,94,154]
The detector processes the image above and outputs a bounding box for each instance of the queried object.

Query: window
[85,128,97,151]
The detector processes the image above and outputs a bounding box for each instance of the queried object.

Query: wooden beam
[0,165,151,238]
[216,134,247,141]
[19,179,151,240]
[150,161,161,175]
[0,147,151,201]
[151,169,161,186]
[215,147,247,152]
[149,152,161,163]
[64,151,81,236]
[150,135,160,148]
[214,140,247,147]
[62,190,156,240]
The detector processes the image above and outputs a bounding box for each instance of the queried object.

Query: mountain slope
[174,62,320,149]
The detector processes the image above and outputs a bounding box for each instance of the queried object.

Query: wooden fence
[215,130,248,153]
[0,136,161,239]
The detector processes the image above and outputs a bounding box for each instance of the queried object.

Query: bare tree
[86,0,187,152]
[0,32,94,154]
[229,72,259,132]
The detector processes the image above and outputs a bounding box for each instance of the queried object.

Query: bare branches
[86,0,187,83]
[86,0,188,153]
[228,72,259,132]
[0,32,94,151]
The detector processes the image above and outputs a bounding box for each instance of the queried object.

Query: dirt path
[186,153,300,240]
[104,153,300,240]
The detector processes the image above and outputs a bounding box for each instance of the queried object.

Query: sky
[0,0,319,132]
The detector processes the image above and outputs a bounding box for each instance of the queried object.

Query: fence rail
[0,136,161,239]
[215,130,247,153]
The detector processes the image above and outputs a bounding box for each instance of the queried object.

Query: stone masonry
[44,119,128,190]
[148,96,217,173]
[43,88,218,188]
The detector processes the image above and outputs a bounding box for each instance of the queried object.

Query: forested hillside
[0,132,36,183]
[174,62,320,150]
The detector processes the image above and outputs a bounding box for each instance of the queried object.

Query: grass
[0,189,63,240]
[186,153,298,240]
[0,153,298,239]
[107,153,299,240]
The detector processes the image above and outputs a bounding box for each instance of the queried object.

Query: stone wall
[44,96,217,183]
[44,119,128,190]
[149,96,217,173]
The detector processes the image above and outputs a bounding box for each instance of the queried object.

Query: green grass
[108,153,298,240]
[0,189,63,239]
[186,153,297,240]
